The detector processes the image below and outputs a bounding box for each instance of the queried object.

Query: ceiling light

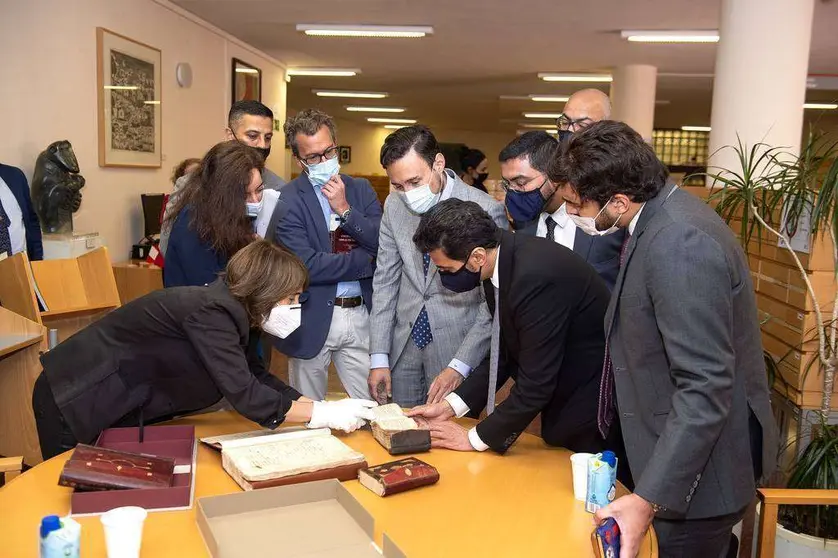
[655,100,671,105]
[621,30,719,43]
[518,129,558,135]
[367,117,417,124]
[384,125,407,129]
[143,101,161,105]
[538,73,612,83]
[287,68,360,77]
[346,106,405,113]
[530,95,570,103]
[235,67,259,74]
[803,103,838,110]
[314,90,388,98]
[519,123,560,129]
[104,85,139,90]
[682,126,711,132]
[296,24,433,38]
[524,112,563,119]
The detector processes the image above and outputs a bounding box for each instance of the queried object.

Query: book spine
[59,469,166,491]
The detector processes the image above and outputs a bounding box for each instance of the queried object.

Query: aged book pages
[221,429,365,483]
[200,426,307,450]
[371,404,418,431]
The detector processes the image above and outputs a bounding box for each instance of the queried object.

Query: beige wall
[0,0,287,261]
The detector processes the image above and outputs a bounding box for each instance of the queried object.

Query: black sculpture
[31,140,85,234]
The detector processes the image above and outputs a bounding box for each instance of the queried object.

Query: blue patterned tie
[0,201,12,257]
[411,253,433,350]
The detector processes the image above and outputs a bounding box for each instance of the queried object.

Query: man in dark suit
[274,109,382,401]
[554,121,778,558]
[0,163,43,260]
[408,199,628,484]
[500,131,623,290]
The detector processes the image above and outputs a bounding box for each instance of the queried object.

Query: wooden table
[0,411,657,557]
[112,260,163,304]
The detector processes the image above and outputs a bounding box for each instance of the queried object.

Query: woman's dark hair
[380,125,441,168]
[549,120,668,206]
[163,141,264,259]
[413,199,500,261]
[170,158,201,185]
[224,239,309,327]
[460,148,486,174]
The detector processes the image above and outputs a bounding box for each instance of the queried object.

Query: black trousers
[653,506,747,558]
[32,372,79,460]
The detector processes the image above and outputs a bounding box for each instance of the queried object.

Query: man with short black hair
[499,131,624,290]
[369,125,508,408]
[553,120,778,558]
[407,200,626,479]
[272,109,382,401]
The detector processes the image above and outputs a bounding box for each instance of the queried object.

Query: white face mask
[246,197,264,218]
[305,156,340,187]
[261,304,302,338]
[402,170,442,214]
[569,199,622,237]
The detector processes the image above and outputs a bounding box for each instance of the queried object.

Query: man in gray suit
[369,125,508,407]
[500,131,624,290]
[553,121,778,558]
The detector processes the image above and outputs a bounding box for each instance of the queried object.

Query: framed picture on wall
[232,58,262,103]
[339,146,352,164]
[96,27,162,168]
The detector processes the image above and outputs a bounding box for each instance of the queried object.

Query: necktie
[0,201,12,257]
[545,216,557,242]
[486,285,501,414]
[597,232,632,438]
[411,253,434,350]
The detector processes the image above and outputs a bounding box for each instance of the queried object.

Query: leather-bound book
[369,404,431,455]
[58,444,175,491]
[358,457,440,497]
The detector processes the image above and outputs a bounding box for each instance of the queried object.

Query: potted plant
[704,133,838,556]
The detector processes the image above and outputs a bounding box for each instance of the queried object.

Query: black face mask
[439,261,482,293]
[253,145,271,162]
[476,172,489,183]
[557,130,573,142]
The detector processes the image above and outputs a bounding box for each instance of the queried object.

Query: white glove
[307,399,378,433]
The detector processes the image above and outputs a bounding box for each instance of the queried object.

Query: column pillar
[609,64,658,142]
[708,0,815,174]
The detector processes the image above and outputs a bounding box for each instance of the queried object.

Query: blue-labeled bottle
[39,515,80,558]
[585,450,618,514]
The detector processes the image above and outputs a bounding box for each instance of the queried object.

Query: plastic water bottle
[585,450,618,514]
[39,515,80,558]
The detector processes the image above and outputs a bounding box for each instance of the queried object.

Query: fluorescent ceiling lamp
[518,129,558,135]
[530,95,570,103]
[538,73,612,83]
[287,68,360,77]
[682,126,711,132]
[519,123,560,129]
[296,24,433,38]
[235,68,259,74]
[314,90,387,98]
[346,106,405,113]
[367,117,417,124]
[524,112,563,119]
[104,85,138,90]
[804,103,838,110]
[622,30,719,43]
[384,125,407,129]
[143,100,161,105]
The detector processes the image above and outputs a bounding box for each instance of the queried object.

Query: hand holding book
[307,399,378,433]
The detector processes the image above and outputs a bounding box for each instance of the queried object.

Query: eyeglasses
[500,175,548,193]
[298,146,338,166]
[556,113,593,132]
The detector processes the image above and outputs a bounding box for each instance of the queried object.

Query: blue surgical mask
[246,198,263,217]
[505,179,549,224]
[305,157,340,187]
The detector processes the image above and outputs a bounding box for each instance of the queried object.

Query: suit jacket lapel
[298,179,330,250]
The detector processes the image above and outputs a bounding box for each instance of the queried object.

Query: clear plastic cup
[100,506,148,558]
[570,452,594,502]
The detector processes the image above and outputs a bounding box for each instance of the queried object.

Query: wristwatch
[339,207,352,222]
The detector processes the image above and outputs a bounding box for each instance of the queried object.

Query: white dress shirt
[536,203,576,250]
[628,203,645,235]
[0,176,27,257]
[443,245,501,451]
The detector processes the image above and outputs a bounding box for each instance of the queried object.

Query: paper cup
[570,453,594,502]
[101,506,148,558]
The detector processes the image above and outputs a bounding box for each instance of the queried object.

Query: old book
[331,227,359,254]
[216,428,367,491]
[58,444,175,492]
[370,404,431,455]
[358,457,440,497]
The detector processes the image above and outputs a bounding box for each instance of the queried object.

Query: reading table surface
[1,411,658,557]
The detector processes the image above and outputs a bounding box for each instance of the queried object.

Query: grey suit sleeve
[369,199,403,356]
[450,199,509,368]
[633,227,736,516]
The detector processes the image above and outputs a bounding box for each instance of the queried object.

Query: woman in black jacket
[32,240,377,459]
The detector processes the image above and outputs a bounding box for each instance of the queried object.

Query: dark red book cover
[358,457,439,497]
[59,444,175,492]
[331,227,358,254]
